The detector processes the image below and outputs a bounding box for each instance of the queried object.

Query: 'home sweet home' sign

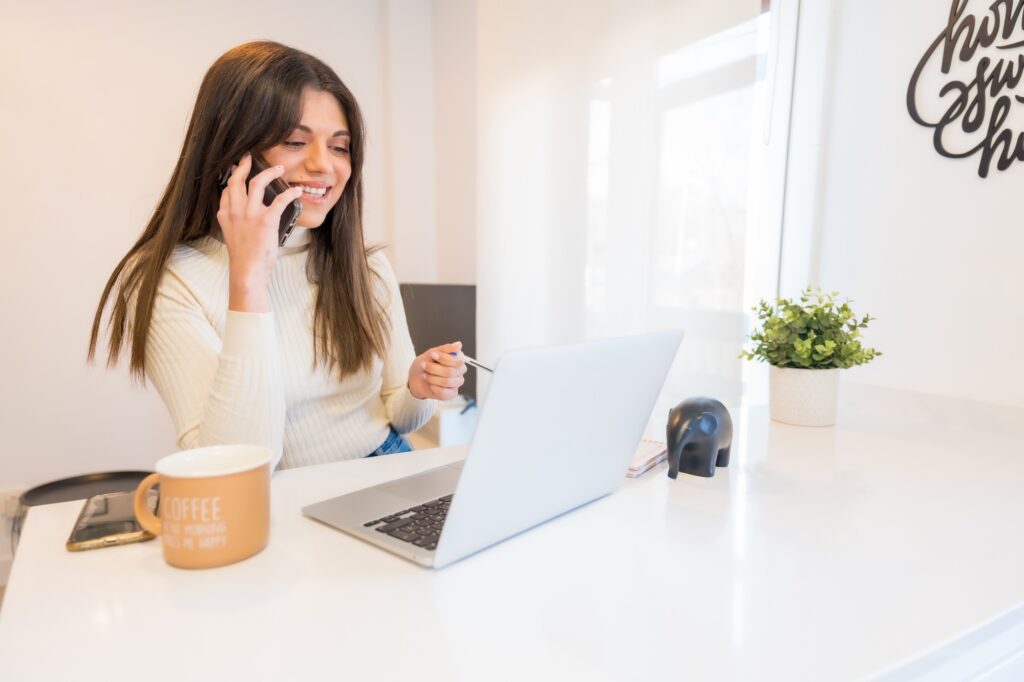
[908,0,1024,177]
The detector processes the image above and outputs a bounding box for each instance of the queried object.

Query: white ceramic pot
[769,366,840,426]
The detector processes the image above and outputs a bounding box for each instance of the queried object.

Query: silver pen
[450,352,494,373]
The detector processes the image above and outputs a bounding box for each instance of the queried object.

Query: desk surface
[2,385,1023,681]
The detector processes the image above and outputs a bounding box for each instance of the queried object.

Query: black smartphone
[220,155,303,246]
[66,491,158,552]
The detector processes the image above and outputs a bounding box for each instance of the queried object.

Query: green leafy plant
[740,287,880,369]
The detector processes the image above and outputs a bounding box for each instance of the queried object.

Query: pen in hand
[450,352,494,373]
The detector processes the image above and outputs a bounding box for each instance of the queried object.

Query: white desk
[2,386,1023,681]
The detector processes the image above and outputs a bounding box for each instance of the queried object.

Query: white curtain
[475,0,793,431]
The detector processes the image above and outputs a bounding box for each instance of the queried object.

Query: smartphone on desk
[66,491,158,552]
[220,154,303,246]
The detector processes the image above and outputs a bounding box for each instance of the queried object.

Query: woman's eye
[282,140,305,149]
[332,146,350,155]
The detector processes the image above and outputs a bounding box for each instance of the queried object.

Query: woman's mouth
[289,183,333,204]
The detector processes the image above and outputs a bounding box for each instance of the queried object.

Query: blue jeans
[365,427,413,458]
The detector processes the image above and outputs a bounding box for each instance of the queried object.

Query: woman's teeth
[293,185,327,197]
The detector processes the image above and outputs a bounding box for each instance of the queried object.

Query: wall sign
[908,0,1024,177]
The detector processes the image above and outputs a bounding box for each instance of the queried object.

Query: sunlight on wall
[478,1,771,425]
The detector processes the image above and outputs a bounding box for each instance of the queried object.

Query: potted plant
[740,287,880,426]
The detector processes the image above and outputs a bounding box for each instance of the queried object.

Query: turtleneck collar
[279,227,312,254]
[196,224,311,256]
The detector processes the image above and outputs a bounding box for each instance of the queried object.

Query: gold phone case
[65,492,157,552]
[66,529,155,552]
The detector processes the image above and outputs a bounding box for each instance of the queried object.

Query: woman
[88,41,465,470]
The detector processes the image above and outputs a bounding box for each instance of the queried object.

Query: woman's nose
[304,142,330,173]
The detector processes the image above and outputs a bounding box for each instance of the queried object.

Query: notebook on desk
[302,331,683,568]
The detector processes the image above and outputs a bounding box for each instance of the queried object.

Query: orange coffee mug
[133,444,271,569]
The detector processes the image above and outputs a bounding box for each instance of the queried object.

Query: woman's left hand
[408,341,467,400]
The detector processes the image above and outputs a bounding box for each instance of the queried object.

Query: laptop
[302,331,683,569]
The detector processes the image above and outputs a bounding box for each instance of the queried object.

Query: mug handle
[133,473,162,536]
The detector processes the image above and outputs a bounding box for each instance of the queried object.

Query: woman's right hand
[218,153,304,313]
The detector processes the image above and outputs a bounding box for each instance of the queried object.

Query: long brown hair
[88,41,388,379]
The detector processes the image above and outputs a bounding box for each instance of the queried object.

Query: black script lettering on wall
[908,0,1024,177]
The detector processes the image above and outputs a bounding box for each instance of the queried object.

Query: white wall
[474,0,763,433]
[382,0,439,283]
[432,0,477,285]
[782,0,1024,407]
[384,0,477,286]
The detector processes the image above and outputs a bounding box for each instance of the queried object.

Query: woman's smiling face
[263,87,352,228]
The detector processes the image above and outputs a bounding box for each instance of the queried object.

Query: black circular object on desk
[18,470,153,507]
[12,470,154,553]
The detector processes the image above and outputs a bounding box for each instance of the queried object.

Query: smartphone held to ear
[220,155,303,246]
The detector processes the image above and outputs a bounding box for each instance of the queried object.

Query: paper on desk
[626,439,667,478]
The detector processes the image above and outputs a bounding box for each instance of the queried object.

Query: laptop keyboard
[362,494,452,551]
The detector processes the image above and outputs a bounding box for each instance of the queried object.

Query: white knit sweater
[144,228,435,471]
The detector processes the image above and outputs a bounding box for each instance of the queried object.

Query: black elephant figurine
[666,397,733,479]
